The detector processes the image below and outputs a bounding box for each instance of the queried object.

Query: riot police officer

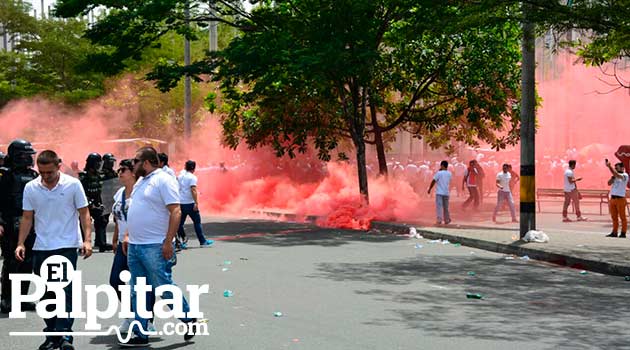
[0,151,5,167]
[102,153,117,180]
[0,139,38,313]
[79,153,112,252]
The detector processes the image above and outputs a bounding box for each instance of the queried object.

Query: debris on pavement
[504,256,515,260]
[274,312,283,317]
[224,290,234,297]
[466,293,484,299]
[414,243,423,249]
[453,243,461,247]
[224,260,232,265]
[408,227,424,239]
[467,271,476,276]
[222,267,229,272]
[580,270,588,275]
[522,230,550,243]
[240,257,249,261]
[520,255,531,261]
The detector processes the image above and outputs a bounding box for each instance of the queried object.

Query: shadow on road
[200,220,408,247]
[308,252,630,350]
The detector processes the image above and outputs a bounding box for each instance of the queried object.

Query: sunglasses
[117,168,132,174]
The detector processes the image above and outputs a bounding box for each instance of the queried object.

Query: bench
[537,188,630,215]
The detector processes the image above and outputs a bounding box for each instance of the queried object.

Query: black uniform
[79,169,110,251]
[0,140,38,313]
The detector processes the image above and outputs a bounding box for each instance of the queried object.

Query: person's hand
[162,241,174,260]
[605,159,610,167]
[15,244,26,262]
[576,177,583,181]
[427,189,431,195]
[122,236,129,257]
[80,241,93,259]
[0,225,4,237]
[193,203,199,212]
[112,240,118,254]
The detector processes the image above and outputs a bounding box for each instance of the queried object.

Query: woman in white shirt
[108,159,155,332]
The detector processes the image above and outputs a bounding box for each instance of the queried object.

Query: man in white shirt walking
[563,160,587,222]
[120,147,199,347]
[428,161,452,225]
[605,159,629,238]
[493,164,517,223]
[177,160,213,248]
[15,150,92,350]
[158,152,176,178]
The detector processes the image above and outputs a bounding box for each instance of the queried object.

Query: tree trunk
[370,102,388,176]
[354,136,369,205]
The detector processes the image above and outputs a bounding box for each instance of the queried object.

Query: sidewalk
[372,207,630,276]
[249,203,630,276]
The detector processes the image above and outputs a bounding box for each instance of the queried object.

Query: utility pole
[41,0,45,18]
[520,2,536,237]
[208,5,218,52]
[184,2,192,140]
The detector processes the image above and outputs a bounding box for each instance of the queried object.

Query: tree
[56,0,523,202]
[455,0,630,90]
[0,3,106,106]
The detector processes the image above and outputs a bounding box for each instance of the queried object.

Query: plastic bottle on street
[224,290,234,297]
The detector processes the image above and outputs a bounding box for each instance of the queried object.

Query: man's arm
[162,204,181,260]
[15,211,34,262]
[427,179,436,194]
[191,186,199,211]
[606,160,622,178]
[496,179,502,189]
[112,217,119,252]
[79,207,92,259]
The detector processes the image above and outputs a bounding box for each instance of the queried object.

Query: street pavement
[3,218,630,350]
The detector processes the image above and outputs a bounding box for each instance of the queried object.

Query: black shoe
[38,339,59,350]
[23,301,37,311]
[184,319,198,342]
[606,232,618,238]
[118,336,149,347]
[620,232,627,238]
[0,299,10,314]
[98,243,113,252]
[59,339,74,350]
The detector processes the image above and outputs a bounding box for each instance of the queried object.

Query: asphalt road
[3,219,629,350]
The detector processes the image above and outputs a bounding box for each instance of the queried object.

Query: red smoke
[1,54,628,229]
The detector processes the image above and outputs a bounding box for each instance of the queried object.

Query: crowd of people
[0,139,211,349]
[0,138,629,349]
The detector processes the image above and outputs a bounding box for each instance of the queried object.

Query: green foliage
[0,3,106,106]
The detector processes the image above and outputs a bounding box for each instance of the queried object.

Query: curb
[371,221,630,277]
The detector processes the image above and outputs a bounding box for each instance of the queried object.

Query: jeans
[462,187,480,209]
[177,203,207,244]
[128,243,194,339]
[32,248,78,344]
[562,189,581,218]
[610,197,628,233]
[493,191,516,220]
[436,195,450,223]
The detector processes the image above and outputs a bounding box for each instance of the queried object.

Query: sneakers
[621,232,627,238]
[562,217,573,222]
[200,240,214,247]
[606,232,618,238]
[181,242,188,250]
[147,320,156,332]
[119,318,133,334]
[576,217,588,222]
[38,339,59,350]
[59,339,74,350]
[184,319,199,341]
[444,219,451,225]
[435,221,442,225]
[119,336,149,348]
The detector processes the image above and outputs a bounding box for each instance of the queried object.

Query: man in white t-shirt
[563,160,587,222]
[158,152,176,178]
[605,159,629,238]
[492,164,517,223]
[428,161,452,225]
[15,150,92,350]
[177,160,213,247]
[121,147,199,347]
